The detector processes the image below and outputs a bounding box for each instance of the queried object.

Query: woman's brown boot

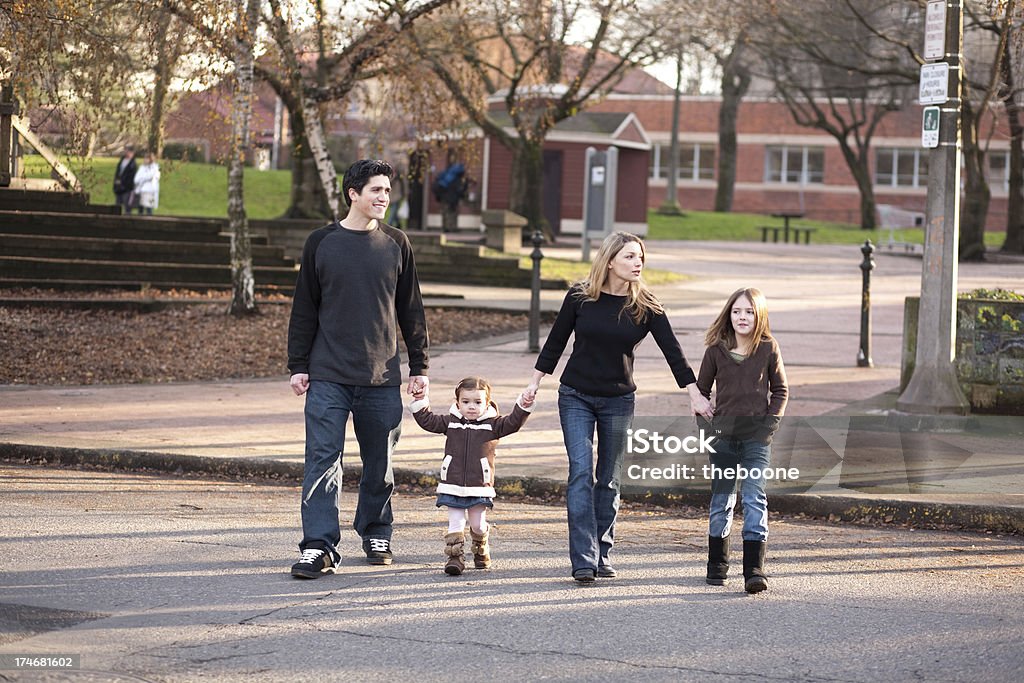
[444,532,465,576]
[470,528,491,569]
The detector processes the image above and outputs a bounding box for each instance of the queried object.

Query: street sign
[922,106,940,148]
[924,0,947,61]
[919,63,949,104]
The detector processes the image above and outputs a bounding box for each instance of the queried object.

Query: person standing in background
[133,151,160,215]
[113,145,137,214]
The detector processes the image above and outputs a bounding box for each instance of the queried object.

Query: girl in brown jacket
[697,287,789,594]
[411,377,533,575]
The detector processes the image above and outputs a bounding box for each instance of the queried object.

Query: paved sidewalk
[3,464,1023,681]
[1,241,1022,531]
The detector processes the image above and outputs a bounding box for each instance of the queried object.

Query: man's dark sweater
[287,221,428,386]
[535,287,696,397]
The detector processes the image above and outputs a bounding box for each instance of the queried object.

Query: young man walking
[287,159,429,579]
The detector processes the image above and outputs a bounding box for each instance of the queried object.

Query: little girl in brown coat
[410,376,533,575]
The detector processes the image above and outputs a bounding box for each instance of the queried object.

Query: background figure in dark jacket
[432,161,468,233]
[113,145,137,214]
[410,376,533,575]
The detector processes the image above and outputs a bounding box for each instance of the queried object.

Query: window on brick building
[650,142,715,181]
[875,148,928,188]
[764,146,824,184]
[988,151,1010,192]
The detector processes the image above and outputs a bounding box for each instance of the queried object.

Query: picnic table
[758,212,816,244]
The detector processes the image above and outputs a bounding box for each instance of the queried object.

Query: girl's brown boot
[470,528,491,569]
[444,532,465,576]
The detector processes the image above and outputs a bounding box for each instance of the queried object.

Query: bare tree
[166,0,453,219]
[228,0,261,315]
[407,0,665,239]
[747,0,918,230]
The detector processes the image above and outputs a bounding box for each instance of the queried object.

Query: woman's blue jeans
[300,380,402,562]
[557,385,634,573]
[707,438,771,542]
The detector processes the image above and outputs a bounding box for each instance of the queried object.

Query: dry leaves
[0,289,540,386]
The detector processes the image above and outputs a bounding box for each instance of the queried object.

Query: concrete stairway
[0,204,565,292]
[0,210,299,292]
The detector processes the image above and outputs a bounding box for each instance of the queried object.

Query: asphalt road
[1,465,1022,682]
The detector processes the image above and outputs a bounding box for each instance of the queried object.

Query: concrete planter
[901,296,1024,415]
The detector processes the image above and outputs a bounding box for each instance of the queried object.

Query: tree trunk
[283,108,331,219]
[228,0,261,316]
[1001,46,1024,253]
[960,100,989,261]
[509,137,554,242]
[836,141,877,229]
[299,97,342,219]
[147,8,178,158]
[714,44,749,213]
[658,50,683,215]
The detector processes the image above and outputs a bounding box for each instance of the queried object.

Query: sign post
[898,0,969,416]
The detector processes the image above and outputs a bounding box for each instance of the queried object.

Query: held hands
[290,373,310,396]
[408,375,428,400]
[687,384,714,421]
[522,382,539,405]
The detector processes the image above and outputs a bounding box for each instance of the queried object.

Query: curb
[3,442,1021,535]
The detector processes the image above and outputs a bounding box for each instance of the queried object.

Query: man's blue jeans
[557,385,634,573]
[300,380,402,562]
[707,438,771,542]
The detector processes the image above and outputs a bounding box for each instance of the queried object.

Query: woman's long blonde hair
[704,287,772,354]
[575,232,663,324]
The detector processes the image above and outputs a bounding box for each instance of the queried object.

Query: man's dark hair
[342,159,394,206]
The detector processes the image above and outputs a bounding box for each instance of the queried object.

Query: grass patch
[648,209,1007,247]
[22,154,292,220]
[480,247,685,285]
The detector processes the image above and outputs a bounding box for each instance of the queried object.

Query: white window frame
[875,148,928,188]
[650,142,715,181]
[764,145,824,185]
[988,150,1010,193]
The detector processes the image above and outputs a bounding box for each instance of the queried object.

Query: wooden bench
[758,225,817,244]
[790,226,816,244]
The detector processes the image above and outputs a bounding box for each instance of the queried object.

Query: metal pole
[528,228,544,352]
[897,0,969,415]
[857,240,875,367]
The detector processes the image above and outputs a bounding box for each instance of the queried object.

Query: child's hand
[412,385,428,401]
[520,392,535,409]
[523,383,539,404]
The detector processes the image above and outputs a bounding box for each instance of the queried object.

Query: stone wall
[902,296,1024,415]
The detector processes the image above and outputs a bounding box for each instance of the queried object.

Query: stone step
[0,276,293,294]
[0,256,298,291]
[0,233,292,267]
[0,188,118,214]
[0,210,230,242]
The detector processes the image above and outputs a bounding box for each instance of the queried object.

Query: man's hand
[290,373,310,396]
[687,384,714,420]
[522,382,539,404]
[520,391,535,409]
[407,375,428,399]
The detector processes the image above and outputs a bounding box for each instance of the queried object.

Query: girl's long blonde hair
[575,232,663,324]
[704,287,772,354]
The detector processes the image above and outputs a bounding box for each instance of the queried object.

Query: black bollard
[858,239,875,367]
[528,229,544,352]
